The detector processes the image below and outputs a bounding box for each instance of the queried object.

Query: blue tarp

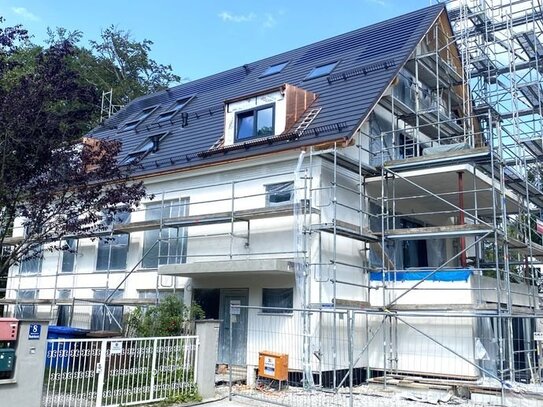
[369,268,472,282]
[47,325,89,339]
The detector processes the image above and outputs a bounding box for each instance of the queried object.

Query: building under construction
[2,1,543,404]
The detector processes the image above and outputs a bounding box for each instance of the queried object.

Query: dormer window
[236,105,275,141]
[223,84,317,147]
[120,132,168,165]
[120,106,158,132]
[156,96,193,123]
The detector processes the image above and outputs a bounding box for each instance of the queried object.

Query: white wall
[224,90,286,145]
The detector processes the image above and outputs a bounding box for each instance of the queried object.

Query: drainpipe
[458,171,466,267]
[293,150,314,388]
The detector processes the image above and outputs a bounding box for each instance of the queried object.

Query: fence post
[348,310,354,407]
[195,320,220,399]
[229,306,233,401]
[150,338,158,400]
[95,339,107,407]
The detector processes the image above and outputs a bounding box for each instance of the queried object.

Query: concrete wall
[7,153,371,330]
[195,320,220,399]
[0,320,48,406]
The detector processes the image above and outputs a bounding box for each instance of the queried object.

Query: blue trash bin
[46,326,89,369]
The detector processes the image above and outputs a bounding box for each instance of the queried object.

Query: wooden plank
[315,219,379,242]
[384,146,490,169]
[389,303,497,311]
[2,236,23,246]
[114,204,319,234]
[384,223,492,239]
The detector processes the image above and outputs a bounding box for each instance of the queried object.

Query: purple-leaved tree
[0,18,147,297]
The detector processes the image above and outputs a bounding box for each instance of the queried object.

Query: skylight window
[156,96,193,123]
[120,132,168,165]
[260,61,289,78]
[304,61,339,80]
[120,106,158,131]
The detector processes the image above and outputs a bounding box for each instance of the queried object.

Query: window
[262,288,293,313]
[138,289,183,302]
[20,245,42,274]
[120,106,158,131]
[96,234,129,271]
[15,289,37,319]
[260,61,289,78]
[236,105,274,141]
[61,238,78,273]
[96,208,130,271]
[305,61,339,80]
[156,97,193,123]
[91,289,123,332]
[142,198,189,268]
[56,289,71,326]
[266,182,294,206]
[120,132,168,165]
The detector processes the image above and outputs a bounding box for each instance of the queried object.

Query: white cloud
[366,0,387,7]
[263,13,277,28]
[218,11,256,23]
[218,10,282,29]
[11,6,40,21]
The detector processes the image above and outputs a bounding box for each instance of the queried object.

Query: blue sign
[28,323,41,340]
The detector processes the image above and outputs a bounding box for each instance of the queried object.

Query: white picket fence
[42,336,199,407]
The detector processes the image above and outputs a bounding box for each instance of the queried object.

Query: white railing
[42,336,198,407]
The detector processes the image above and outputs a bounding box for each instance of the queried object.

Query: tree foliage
[89,26,181,105]
[0,19,147,278]
[45,25,181,111]
[125,295,205,337]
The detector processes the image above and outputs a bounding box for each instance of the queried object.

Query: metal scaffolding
[363,0,543,399]
[2,1,543,403]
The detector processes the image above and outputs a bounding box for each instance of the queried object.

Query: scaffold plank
[113,204,319,233]
[384,224,492,240]
[383,146,490,170]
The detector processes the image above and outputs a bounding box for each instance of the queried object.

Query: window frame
[304,61,339,81]
[61,238,78,273]
[56,289,72,326]
[19,245,43,274]
[96,233,130,272]
[119,105,159,132]
[138,289,184,302]
[235,103,275,142]
[15,289,38,319]
[141,198,190,269]
[265,181,294,207]
[261,288,293,314]
[91,289,124,332]
[120,132,168,166]
[155,96,194,124]
[260,61,289,78]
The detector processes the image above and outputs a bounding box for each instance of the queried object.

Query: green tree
[125,295,205,337]
[9,25,181,122]
[44,26,180,110]
[88,26,181,106]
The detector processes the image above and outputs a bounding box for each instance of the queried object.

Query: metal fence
[228,305,543,407]
[42,335,198,407]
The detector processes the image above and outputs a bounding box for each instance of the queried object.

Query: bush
[125,294,204,337]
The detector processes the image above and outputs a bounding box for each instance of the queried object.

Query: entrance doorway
[218,289,248,365]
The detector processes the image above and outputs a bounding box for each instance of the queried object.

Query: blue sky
[1,0,432,82]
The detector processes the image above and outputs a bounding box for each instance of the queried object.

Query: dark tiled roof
[91,4,445,175]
